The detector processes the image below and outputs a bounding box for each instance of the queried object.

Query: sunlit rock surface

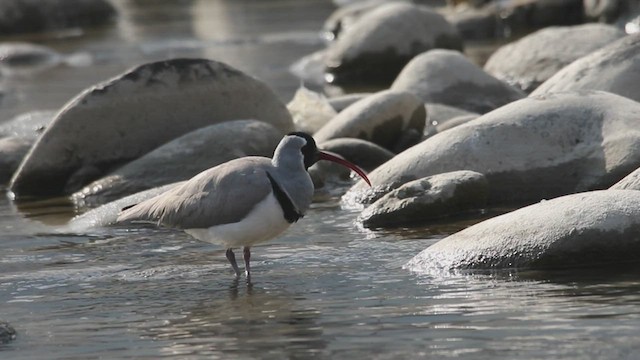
[484,24,625,93]
[359,170,488,228]
[314,90,426,152]
[10,58,294,198]
[405,190,640,272]
[423,103,479,138]
[391,49,525,114]
[347,91,640,206]
[287,87,337,134]
[532,34,640,102]
[324,2,462,84]
[610,166,640,190]
[71,120,283,208]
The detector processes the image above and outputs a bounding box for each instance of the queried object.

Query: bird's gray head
[274,132,372,186]
[272,132,318,170]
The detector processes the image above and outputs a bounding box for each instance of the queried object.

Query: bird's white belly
[185,192,292,248]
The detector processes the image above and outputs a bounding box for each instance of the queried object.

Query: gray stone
[610,167,640,190]
[10,58,294,198]
[287,87,337,134]
[405,190,640,272]
[391,49,525,114]
[346,91,640,207]
[0,320,16,343]
[0,0,116,35]
[484,24,625,93]
[314,90,426,152]
[311,137,395,185]
[532,34,640,103]
[0,110,55,184]
[327,93,371,113]
[424,103,478,138]
[71,120,283,208]
[324,2,462,84]
[67,183,181,232]
[359,170,488,228]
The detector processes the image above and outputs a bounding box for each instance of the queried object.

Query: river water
[2,1,640,359]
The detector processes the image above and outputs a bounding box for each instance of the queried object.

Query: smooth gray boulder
[67,183,181,232]
[324,2,462,84]
[327,93,371,113]
[424,103,479,138]
[10,58,294,198]
[531,34,640,102]
[71,120,283,208]
[0,0,116,35]
[405,190,640,272]
[359,170,488,228]
[346,91,640,206]
[314,90,426,152]
[391,49,525,114]
[0,321,16,343]
[0,110,55,184]
[484,24,625,93]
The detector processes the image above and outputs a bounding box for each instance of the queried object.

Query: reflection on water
[2,0,640,359]
[3,201,640,359]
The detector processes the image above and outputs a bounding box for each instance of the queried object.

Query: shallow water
[2,1,640,359]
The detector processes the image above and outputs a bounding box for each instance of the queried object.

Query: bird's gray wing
[116,157,274,229]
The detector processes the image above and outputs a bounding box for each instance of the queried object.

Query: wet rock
[532,34,640,102]
[496,0,584,34]
[287,86,337,134]
[0,0,116,35]
[424,103,478,138]
[445,5,498,41]
[346,91,640,207]
[71,120,283,208]
[324,2,462,85]
[359,170,488,228]
[67,183,181,232]
[0,42,61,76]
[391,49,525,114]
[405,190,640,272]
[484,24,625,93]
[0,321,16,343]
[0,110,55,184]
[10,58,294,198]
[313,90,426,152]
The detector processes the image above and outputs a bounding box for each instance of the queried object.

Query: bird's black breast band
[266,172,303,223]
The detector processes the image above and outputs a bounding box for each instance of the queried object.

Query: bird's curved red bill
[318,151,372,186]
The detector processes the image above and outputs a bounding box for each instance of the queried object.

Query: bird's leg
[243,246,251,279]
[225,248,241,278]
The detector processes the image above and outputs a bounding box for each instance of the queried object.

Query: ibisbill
[116,132,371,279]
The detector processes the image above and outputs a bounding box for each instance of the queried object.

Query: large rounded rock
[424,103,478,138]
[0,0,116,35]
[391,49,525,114]
[0,110,55,184]
[71,120,283,208]
[359,170,488,228]
[346,91,640,206]
[324,2,462,84]
[10,58,294,198]
[314,90,426,152]
[531,34,640,102]
[405,190,640,272]
[484,24,625,93]
[610,167,640,191]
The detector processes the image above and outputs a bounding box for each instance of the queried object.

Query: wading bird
[117,132,370,279]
